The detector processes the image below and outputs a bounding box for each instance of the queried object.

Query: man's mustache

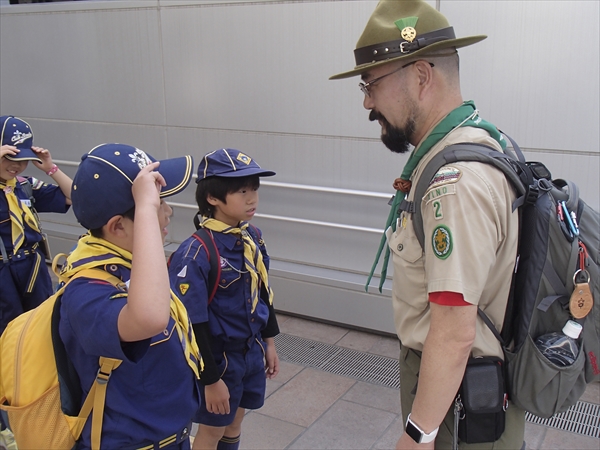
[369,110,389,126]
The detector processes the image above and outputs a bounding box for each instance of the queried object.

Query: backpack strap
[52,269,123,450]
[191,228,221,304]
[404,142,530,250]
[17,176,34,205]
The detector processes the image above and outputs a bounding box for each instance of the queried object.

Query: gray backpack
[402,138,600,419]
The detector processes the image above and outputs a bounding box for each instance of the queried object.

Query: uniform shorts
[195,337,267,427]
[0,249,52,334]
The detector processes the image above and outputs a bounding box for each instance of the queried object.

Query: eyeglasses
[359,61,434,97]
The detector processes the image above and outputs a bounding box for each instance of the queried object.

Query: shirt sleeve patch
[424,183,456,204]
[428,166,462,188]
[432,225,452,259]
[179,283,190,296]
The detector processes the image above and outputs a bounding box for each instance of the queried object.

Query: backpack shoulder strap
[192,228,221,304]
[16,176,34,204]
[405,143,529,250]
[52,269,123,450]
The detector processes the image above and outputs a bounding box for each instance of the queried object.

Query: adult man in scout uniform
[330,1,524,449]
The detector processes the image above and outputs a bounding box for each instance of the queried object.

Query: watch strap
[405,413,439,444]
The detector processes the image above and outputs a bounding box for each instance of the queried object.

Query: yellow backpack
[0,268,123,450]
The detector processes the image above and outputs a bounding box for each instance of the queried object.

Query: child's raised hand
[30,146,54,173]
[0,145,18,159]
[131,161,166,210]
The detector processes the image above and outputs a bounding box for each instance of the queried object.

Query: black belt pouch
[458,356,506,443]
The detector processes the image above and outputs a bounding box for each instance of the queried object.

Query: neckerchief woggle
[59,233,201,377]
[365,101,506,292]
[1,178,40,253]
[199,216,273,313]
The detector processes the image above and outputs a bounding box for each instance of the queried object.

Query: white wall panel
[160,1,376,138]
[442,0,599,153]
[0,2,166,124]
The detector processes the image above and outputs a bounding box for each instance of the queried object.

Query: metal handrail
[54,159,391,200]
[166,202,383,234]
[56,159,388,234]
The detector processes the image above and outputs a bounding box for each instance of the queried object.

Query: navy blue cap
[72,143,193,229]
[197,148,275,182]
[0,115,43,163]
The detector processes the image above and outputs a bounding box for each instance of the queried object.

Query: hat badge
[236,152,252,165]
[128,148,152,169]
[395,16,419,43]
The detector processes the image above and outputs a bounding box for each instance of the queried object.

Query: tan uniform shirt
[389,126,519,358]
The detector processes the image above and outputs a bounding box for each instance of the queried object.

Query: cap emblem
[395,17,419,43]
[11,130,32,146]
[236,152,252,165]
[128,148,152,170]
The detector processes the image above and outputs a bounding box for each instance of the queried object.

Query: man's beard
[369,110,415,154]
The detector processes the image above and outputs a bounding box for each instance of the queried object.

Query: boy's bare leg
[192,408,245,450]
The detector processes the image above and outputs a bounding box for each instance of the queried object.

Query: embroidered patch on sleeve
[179,283,190,295]
[424,183,456,204]
[428,166,462,188]
[432,225,452,259]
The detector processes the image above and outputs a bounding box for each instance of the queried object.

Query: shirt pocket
[213,267,244,314]
[141,317,185,393]
[389,220,424,264]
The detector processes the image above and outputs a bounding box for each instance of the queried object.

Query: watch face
[405,420,422,444]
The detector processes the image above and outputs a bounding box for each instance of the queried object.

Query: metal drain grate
[526,402,600,438]
[274,333,600,439]
[275,333,399,389]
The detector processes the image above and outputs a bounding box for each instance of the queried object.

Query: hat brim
[4,148,42,164]
[329,35,486,80]
[211,168,276,178]
[158,155,195,197]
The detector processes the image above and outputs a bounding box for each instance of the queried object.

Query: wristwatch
[405,413,439,444]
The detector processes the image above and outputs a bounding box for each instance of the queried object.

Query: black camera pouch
[456,356,506,444]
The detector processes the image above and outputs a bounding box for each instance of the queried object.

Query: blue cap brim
[158,155,194,197]
[4,148,42,164]
[209,168,276,178]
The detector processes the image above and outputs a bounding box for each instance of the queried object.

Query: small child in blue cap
[168,148,280,450]
[57,143,200,449]
[0,115,73,335]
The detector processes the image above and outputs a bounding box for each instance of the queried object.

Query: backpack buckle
[96,368,113,385]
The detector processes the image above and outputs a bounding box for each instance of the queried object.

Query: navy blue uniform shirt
[168,229,270,341]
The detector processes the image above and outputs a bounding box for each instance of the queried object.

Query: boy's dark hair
[196,175,260,217]
[89,207,136,238]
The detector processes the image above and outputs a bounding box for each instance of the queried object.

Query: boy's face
[114,199,173,251]
[0,157,27,183]
[210,185,259,227]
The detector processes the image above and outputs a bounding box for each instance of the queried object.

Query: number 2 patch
[432,225,452,259]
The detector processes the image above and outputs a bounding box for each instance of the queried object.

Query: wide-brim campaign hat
[72,143,193,230]
[197,148,275,182]
[0,115,43,163]
[330,0,486,80]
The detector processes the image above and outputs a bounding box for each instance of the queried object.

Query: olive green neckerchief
[365,100,506,292]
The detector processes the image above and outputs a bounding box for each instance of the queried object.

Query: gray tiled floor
[190,313,600,450]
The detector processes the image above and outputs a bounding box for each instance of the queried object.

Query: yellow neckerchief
[59,233,201,377]
[1,178,40,252]
[200,216,273,312]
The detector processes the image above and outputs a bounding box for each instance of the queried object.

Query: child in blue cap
[0,115,73,334]
[168,148,280,450]
[57,143,200,449]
